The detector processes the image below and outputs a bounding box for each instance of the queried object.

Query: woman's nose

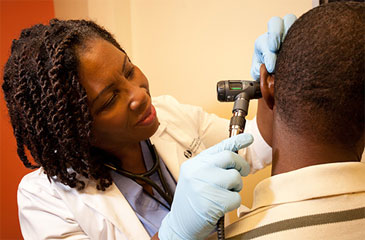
[128,84,148,112]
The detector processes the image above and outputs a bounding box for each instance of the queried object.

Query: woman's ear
[259,64,275,110]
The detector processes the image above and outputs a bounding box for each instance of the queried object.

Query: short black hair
[275,2,364,146]
[2,19,125,190]
[320,0,364,5]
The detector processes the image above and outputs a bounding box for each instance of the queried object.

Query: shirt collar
[247,162,365,213]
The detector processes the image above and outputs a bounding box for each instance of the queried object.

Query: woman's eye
[98,91,118,113]
[126,66,135,79]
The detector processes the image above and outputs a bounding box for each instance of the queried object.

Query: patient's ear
[257,64,274,147]
[260,64,275,110]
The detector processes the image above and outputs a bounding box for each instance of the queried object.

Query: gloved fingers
[208,190,242,214]
[215,168,243,191]
[189,186,242,223]
[195,166,243,192]
[267,14,297,52]
[266,15,296,73]
[203,133,253,155]
[253,32,277,74]
[211,150,250,177]
[262,49,277,74]
[267,16,284,53]
[251,14,297,78]
[253,33,269,64]
[223,191,242,212]
[283,14,297,40]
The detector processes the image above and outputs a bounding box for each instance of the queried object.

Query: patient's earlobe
[259,64,275,110]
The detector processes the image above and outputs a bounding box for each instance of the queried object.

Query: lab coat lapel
[150,122,181,181]
[79,181,150,239]
[77,120,182,238]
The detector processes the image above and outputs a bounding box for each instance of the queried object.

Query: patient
[224,2,365,239]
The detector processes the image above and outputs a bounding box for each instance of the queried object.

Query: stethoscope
[104,139,174,210]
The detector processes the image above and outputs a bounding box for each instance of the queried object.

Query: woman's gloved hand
[251,14,297,81]
[158,134,253,240]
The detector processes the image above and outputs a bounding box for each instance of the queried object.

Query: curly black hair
[275,2,364,146]
[2,19,126,190]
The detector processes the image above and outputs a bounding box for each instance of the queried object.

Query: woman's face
[77,38,160,152]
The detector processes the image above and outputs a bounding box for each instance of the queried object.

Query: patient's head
[275,2,364,147]
[259,2,364,174]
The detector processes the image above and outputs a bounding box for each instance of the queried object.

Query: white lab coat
[17,95,272,240]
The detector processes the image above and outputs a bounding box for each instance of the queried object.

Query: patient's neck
[271,120,362,176]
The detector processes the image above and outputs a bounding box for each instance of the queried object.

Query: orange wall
[0,1,54,238]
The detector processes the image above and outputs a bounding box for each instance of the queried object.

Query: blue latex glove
[251,14,297,81]
[158,134,253,240]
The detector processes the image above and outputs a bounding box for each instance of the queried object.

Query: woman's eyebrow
[90,55,127,107]
[122,54,128,72]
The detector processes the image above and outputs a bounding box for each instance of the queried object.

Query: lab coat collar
[150,120,181,181]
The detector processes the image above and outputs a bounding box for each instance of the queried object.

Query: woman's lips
[136,105,157,126]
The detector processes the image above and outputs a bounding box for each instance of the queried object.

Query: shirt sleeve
[17,171,90,240]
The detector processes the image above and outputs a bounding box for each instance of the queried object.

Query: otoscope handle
[217,110,246,240]
[229,110,246,137]
[216,80,260,240]
[216,217,225,240]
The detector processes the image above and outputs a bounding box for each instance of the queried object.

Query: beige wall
[130,0,311,119]
[54,0,311,119]
[54,0,312,223]
[54,0,132,54]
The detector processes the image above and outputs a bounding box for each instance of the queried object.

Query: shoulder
[19,168,51,192]
[152,95,179,104]
[17,169,96,239]
[18,168,65,202]
[153,95,217,138]
[152,95,205,122]
[18,168,90,199]
[152,95,186,112]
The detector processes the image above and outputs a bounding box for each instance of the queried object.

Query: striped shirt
[222,162,365,240]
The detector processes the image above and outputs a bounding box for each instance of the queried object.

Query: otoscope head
[217,80,262,102]
[217,80,262,137]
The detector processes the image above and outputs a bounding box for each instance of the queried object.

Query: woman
[2,19,280,239]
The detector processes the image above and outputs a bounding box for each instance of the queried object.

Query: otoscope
[216,80,262,240]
